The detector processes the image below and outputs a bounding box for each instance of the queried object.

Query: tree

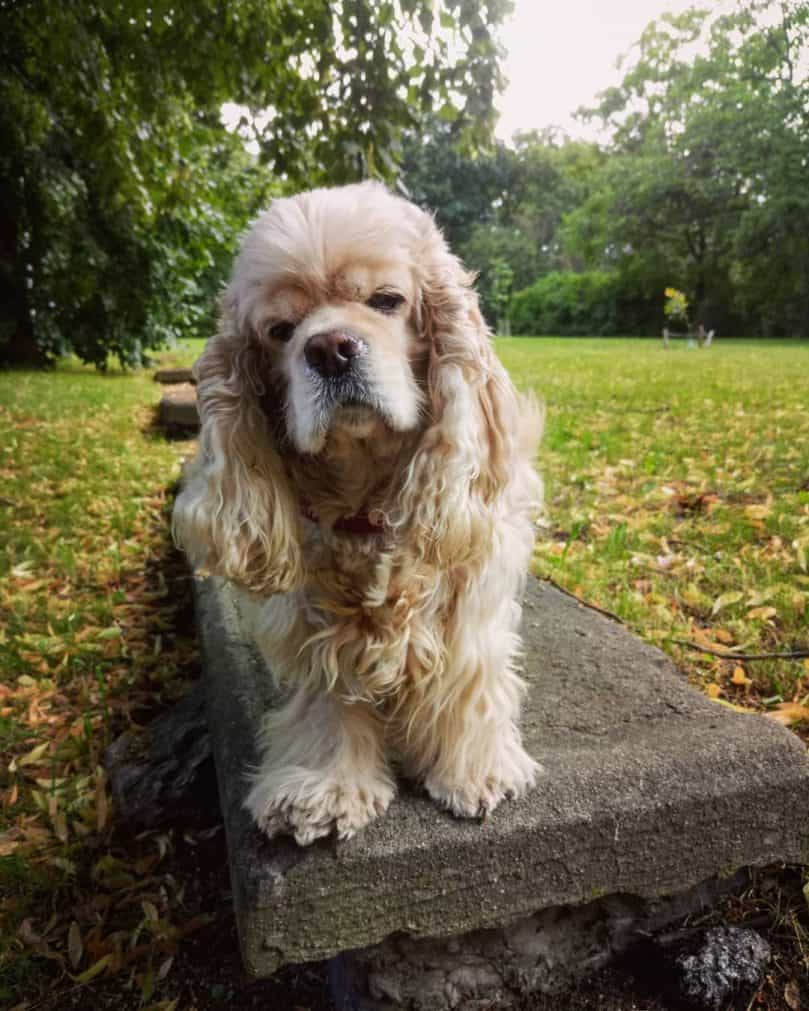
[574,1,809,335]
[0,0,512,367]
[400,122,602,324]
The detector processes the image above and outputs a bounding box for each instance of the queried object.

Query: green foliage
[489,258,514,334]
[576,0,809,336]
[511,272,617,336]
[0,0,511,368]
[400,122,603,326]
[402,1,808,338]
[663,287,690,329]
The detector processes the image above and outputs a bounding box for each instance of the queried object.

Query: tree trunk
[0,185,48,368]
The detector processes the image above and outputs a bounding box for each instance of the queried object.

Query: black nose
[304,331,364,379]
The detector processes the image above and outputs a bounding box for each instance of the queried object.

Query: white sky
[495,0,717,142]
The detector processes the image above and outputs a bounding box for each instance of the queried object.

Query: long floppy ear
[172,295,302,594]
[394,221,543,568]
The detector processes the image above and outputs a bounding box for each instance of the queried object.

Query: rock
[333,876,748,1010]
[154,367,195,384]
[159,383,199,431]
[105,681,219,828]
[194,575,809,995]
[670,926,771,1010]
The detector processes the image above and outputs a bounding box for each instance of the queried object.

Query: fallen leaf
[747,605,776,621]
[68,921,83,969]
[745,503,772,521]
[73,952,113,984]
[51,810,68,844]
[142,900,159,923]
[784,979,800,1011]
[766,703,809,726]
[706,683,722,699]
[731,666,752,686]
[17,741,49,767]
[711,590,743,615]
[95,766,108,832]
[97,626,122,640]
[692,628,735,654]
[713,698,757,714]
[0,832,21,856]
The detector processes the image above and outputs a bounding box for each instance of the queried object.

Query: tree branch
[674,640,809,662]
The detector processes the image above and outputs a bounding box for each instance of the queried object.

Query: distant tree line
[1,0,806,369]
[403,1,809,337]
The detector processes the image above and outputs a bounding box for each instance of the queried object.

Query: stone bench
[158,382,199,431]
[154,366,196,384]
[195,576,809,1008]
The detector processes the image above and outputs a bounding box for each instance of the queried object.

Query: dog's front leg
[245,685,394,845]
[396,638,539,820]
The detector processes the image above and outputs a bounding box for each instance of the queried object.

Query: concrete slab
[195,576,809,979]
[154,367,195,384]
[158,383,199,430]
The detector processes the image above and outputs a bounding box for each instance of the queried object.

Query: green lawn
[1,336,808,1006]
[500,338,809,716]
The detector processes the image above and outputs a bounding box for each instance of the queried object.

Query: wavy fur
[173,182,544,844]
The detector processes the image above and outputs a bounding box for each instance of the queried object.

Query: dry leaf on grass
[766,703,809,726]
[67,921,83,969]
[747,605,777,621]
[712,590,743,615]
[784,979,801,1011]
[731,666,752,686]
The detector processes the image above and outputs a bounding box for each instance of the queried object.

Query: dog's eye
[267,321,295,342]
[366,291,404,314]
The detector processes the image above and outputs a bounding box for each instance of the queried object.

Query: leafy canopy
[0,0,511,367]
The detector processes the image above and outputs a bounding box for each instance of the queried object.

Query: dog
[173,182,543,845]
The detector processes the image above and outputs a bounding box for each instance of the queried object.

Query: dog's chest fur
[259,418,448,700]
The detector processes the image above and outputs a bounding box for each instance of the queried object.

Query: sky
[494,0,712,143]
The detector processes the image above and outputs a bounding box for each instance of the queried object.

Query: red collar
[301,500,385,536]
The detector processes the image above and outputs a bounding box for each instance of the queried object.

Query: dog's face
[228,183,429,454]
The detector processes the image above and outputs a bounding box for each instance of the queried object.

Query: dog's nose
[304,331,364,379]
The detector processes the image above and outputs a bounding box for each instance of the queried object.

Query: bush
[511,271,616,336]
[511,271,661,336]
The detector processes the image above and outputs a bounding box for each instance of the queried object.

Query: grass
[1,335,808,1009]
[500,338,809,719]
[0,342,205,1009]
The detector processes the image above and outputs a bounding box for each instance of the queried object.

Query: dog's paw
[425,737,540,820]
[245,769,395,846]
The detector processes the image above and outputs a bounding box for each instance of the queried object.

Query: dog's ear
[393,219,543,567]
[172,291,302,594]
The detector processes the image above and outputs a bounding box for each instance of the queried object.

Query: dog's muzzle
[304,330,377,416]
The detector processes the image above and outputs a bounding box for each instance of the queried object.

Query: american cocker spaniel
[173,182,543,845]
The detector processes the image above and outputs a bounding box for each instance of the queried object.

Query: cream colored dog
[173,182,543,845]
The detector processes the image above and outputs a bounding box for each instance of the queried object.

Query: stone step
[158,383,199,431]
[195,575,809,1003]
[154,367,195,384]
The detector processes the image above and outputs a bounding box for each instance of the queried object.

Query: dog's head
[173,182,538,592]
[227,182,427,455]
